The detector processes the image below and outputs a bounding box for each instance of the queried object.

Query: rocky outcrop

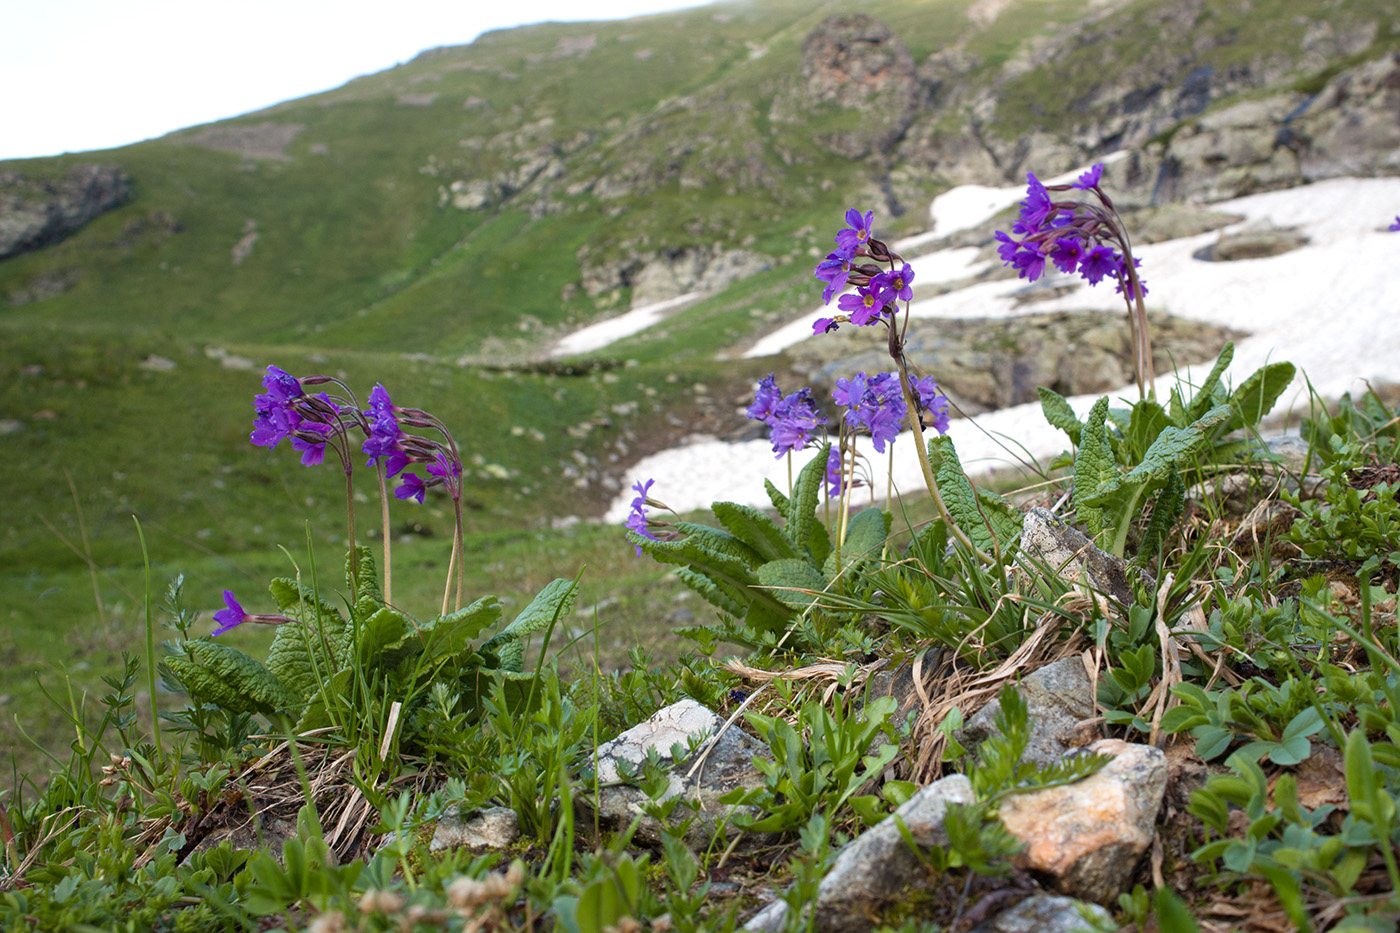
[580,246,772,308]
[0,164,131,260]
[770,15,926,159]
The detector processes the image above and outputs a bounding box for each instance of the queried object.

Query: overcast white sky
[0,0,711,161]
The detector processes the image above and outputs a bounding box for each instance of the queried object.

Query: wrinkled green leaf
[824,506,889,578]
[786,443,830,557]
[1038,386,1083,446]
[481,579,575,672]
[1188,341,1234,422]
[713,501,797,563]
[928,435,1021,556]
[757,558,829,611]
[169,639,298,715]
[1073,397,1116,536]
[1221,361,1296,435]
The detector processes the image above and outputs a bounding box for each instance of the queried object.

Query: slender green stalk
[65,469,105,629]
[377,468,393,605]
[132,518,162,754]
[344,465,359,604]
[891,358,994,566]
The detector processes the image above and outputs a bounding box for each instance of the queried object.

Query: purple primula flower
[291,421,335,467]
[212,590,247,636]
[837,286,885,326]
[814,253,854,304]
[994,230,1021,264]
[251,400,300,449]
[1071,163,1104,191]
[1079,245,1119,285]
[1050,237,1087,275]
[833,373,869,410]
[834,208,875,255]
[625,478,659,555]
[261,365,303,404]
[836,371,907,453]
[746,374,782,422]
[812,317,840,335]
[768,388,826,457]
[1010,241,1048,282]
[1018,172,1055,231]
[908,375,951,435]
[366,384,394,419]
[395,472,427,504]
[1389,216,1400,232]
[426,454,460,481]
[872,263,915,304]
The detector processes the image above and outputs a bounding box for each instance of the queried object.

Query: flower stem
[892,353,995,566]
[344,466,359,604]
[377,468,392,606]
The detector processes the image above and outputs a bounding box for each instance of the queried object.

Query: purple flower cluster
[993,165,1148,301]
[834,372,906,453]
[625,478,659,555]
[811,209,917,335]
[249,369,465,505]
[747,374,828,458]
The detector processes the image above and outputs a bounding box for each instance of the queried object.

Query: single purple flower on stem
[261,366,303,404]
[834,208,875,255]
[251,402,300,449]
[625,478,659,555]
[395,472,427,504]
[291,422,335,467]
[1079,245,1119,285]
[212,590,247,636]
[1050,237,1087,275]
[812,316,840,335]
[1018,172,1055,231]
[814,253,854,304]
[873,263,916,304]
[1010,241,1048,282]
[1071,163,1104,191]
[366,384,394,420]
[1389,216,1400,232]
[833,373,869,411]
[837,286,885,326]
[909,375,951,435]
[746,374,782,422]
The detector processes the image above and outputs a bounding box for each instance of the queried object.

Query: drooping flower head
[625,478,660,555]
[1016,172,1057,232]
[250,365,307,450]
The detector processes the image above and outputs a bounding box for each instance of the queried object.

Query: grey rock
[0,164,131,260]
[958,657,1096,768]
[971,894,1112,933]
[0,419,23,436]
[999,739,1168,903]
[1198,222,1310,262]
[770,14,925,159]
[1018,508,1152,608]
[429,805,519,851]
[587,699,770,848]
[744,775,975,932]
